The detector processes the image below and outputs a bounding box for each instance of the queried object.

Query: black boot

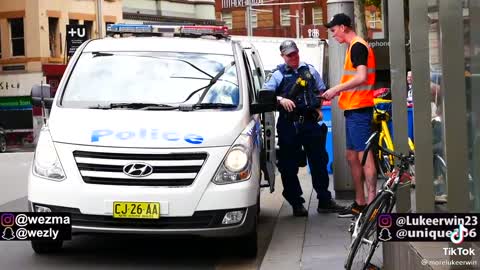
[317,199,346,213]
[292,204,308,217]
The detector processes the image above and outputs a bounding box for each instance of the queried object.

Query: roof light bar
[107,24,152,33]
[106,24,229,38]
[181,25,228,36]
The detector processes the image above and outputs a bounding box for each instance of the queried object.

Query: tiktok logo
[450,224,469,244]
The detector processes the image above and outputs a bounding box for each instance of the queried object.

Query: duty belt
[283,111,318,124]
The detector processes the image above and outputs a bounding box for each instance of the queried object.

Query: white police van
[28,24,276,257]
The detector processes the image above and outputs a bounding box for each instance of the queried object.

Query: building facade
[123,0,217,25]
[215,0,328,39]
[0,0,122,144]
[215,0,391,87]
[0,0,122,77]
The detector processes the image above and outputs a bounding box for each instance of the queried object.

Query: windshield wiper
[179,103,237,111]
[88,104,111,109]
[88,103,178,110]
[182,61,236,103]
[92,52,114,57]
[111,103,178,110]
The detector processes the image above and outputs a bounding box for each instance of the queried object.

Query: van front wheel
[237,210,258,258]
[238,227,258,258]
[257,193,261,215]
[0,135,6,153]
[31,240,63,254]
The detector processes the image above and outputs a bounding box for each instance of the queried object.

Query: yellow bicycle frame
[373,98,415,165]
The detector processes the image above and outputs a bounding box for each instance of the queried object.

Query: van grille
[73,151,207,186]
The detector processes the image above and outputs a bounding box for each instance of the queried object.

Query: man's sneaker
[337,201,366,218]
[366,263,381,270]
[292,204,308,217]
[317,199,346,213]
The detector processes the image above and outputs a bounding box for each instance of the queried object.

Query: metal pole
[295,10,300,38]
[439,0,469,213]
[387,0,410,214]
[410,0,434,213]
[246,0,252,36]
[96,0,103,38]
[326,0,354,200]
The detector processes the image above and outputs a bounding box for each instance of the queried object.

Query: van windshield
[60,52,239,108]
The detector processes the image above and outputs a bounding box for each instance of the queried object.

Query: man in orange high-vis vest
[322,13,377,218]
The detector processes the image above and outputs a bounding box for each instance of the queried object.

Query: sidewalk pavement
[260,168,373,270]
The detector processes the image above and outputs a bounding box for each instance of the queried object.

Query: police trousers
[276,116,332,207]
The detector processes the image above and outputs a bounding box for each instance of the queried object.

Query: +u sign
[66,25,88,57]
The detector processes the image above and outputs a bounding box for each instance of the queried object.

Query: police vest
[339,36,376,110]
[276,64,321,116]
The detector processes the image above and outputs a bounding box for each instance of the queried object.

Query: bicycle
[344,132,415,270]
[372,98,415,179]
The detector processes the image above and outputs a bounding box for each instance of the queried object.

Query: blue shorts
[344,107,373,152]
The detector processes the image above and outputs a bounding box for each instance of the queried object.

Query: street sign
[66,25,88,57]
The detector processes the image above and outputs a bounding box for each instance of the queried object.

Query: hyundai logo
[123,162,154,177]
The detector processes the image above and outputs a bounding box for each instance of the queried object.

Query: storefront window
[280,8,291,26]
[9,18,24,56]
[221,12,232,29]
[364,0,385,39]
[312,7,322,25]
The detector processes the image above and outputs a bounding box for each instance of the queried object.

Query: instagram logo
[1,213,15,227]
[378,214,392,228]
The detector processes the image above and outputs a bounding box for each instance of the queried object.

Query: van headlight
[213,121,259,184]
[32,128,66,181]
[224,147,248,172]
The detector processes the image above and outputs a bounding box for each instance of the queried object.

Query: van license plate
[113,202,160,219]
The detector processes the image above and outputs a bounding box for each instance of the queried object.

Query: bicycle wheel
[345,194,382,268]
[345,192,393,270]
[362,194,395,269]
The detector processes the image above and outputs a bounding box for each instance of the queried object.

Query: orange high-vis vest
[338,36,376,110]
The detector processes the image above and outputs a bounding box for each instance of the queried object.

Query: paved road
[0,152,283,270]
[0,152,32,206]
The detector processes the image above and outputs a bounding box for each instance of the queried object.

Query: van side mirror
[250,89,276,114]
[31,84,53,109]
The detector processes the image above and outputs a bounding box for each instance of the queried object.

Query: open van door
[251,48,276,193]
[243,44,276,192]
[260,111,276,192]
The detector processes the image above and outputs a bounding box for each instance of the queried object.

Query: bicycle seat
[374,98,392,105]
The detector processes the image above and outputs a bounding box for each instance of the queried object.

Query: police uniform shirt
[263,62,326,92]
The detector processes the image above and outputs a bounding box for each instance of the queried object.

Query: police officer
[264,40,344,216]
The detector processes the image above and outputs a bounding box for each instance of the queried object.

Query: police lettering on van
[91,129,204,144]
